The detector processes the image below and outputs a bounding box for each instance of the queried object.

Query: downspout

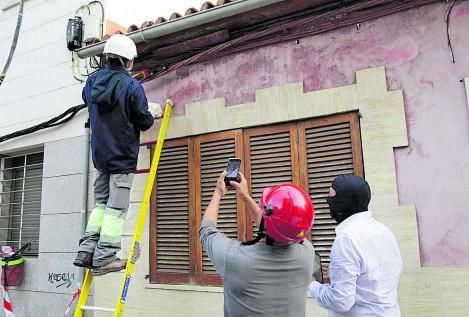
[78,118,91,283]
[76,0,286,59]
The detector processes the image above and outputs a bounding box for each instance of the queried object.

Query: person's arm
[199,171,235,277]
[230,172,261,228]
[309,236,360,313]
[203,171,227,225]
[130,82,154,131]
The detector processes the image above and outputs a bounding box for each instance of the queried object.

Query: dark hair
[107,56,129,68]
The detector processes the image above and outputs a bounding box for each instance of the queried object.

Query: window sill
[145,283,223,293]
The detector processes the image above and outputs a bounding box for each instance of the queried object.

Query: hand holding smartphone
[313,251,324,283]
[224,158,241,186]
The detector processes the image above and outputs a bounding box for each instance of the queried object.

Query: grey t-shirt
[200,219,315,317]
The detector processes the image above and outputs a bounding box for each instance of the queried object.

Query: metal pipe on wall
[78,119,91,283]
[76,0,286,59]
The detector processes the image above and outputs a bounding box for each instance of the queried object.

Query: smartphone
[313,251,324,283]
[224,158,241,186]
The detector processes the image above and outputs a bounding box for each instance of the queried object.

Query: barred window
[0,152,43,256]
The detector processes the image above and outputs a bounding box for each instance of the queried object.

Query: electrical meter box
[66,16,83,51]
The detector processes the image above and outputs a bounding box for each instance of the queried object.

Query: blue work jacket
[83,66,154,174]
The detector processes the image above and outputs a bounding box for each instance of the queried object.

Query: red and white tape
[64,287,81,317]
[2,285,15,317]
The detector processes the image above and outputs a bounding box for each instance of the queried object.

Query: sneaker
[73,252,93,269]
[93,258,127,276]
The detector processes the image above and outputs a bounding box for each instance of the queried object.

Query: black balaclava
[327,175,371,224]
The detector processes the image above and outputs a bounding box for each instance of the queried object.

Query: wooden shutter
[151,139,191,284]
[244,124,300,239]
[196,131,243,279]
[300,113,363,263]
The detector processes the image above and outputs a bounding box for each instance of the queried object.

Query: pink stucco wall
[145,3,469,266]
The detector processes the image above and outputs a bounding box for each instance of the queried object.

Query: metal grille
[0,151,43,256]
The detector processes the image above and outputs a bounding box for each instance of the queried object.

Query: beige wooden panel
[141,84,358,143]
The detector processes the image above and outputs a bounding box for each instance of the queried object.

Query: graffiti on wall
[47,272,75,288]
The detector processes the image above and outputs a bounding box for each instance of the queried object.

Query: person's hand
[230,172,249,198]
[215,171,228,197]
[322,263,330,283]
[148,102,163,119]
[309,280,321,299]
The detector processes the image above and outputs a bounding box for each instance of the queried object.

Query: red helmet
[260,184,314,244]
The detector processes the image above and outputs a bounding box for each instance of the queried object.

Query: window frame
[149,112,363,285]
[0,150,44,256]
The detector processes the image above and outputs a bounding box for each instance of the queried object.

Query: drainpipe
[76,0,286,59]
[78,118,91,283]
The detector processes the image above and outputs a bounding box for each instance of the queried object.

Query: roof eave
[76,0,292,59]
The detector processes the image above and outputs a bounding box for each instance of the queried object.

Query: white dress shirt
[310,211,403,317]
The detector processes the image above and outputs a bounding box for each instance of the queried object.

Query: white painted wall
[0,0,104,153]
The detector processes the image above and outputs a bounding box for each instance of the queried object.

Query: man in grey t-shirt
[200,171,316,317]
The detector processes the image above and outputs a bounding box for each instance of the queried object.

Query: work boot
[93,258,127,276]
[73,252,93,269]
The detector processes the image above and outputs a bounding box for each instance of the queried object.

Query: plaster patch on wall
[369,37,420,65]
[454,5,469,18]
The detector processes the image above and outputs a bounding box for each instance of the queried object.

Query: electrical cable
[445,0,457,63]
[0,0,25,86]
[0,104,86,144]
[87,1,105,39]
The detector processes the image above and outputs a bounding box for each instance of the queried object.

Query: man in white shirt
[309,175,403,317]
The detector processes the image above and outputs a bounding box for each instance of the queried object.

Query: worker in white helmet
[73,34,163,276]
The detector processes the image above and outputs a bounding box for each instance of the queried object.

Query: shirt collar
[335,211,372,234]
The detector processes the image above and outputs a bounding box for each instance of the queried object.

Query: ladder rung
[80,306,116,312]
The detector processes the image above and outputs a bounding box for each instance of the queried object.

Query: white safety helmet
[103,34,137,60]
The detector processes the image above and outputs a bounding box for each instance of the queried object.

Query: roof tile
[185,7,199,15]
[126,24,139,32]
[169,12,182,20]
[155,16,167,24]
[201,1,215,11]
[100,1,237,41]
[141,21,154,28]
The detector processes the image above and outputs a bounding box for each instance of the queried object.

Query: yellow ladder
[74,100,174,317]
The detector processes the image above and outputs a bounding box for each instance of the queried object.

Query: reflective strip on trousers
[100,209,125,244]
[85,204,106,233]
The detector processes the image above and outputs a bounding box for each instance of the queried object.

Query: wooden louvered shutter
[299,113,363,264]
[195,131,244,285]
[243,124,300,239]
[151,139,191,284]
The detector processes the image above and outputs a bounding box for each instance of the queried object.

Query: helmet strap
[118,57,133,72]
[242,218,268,246]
